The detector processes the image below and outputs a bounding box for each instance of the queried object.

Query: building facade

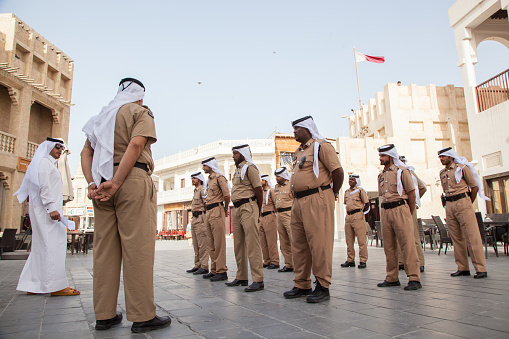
[0,13,73,230]
[449,0,509,214]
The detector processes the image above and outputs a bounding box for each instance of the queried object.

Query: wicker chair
[375,221,383,247]
[431,216,453,255]
[476,212,498,258]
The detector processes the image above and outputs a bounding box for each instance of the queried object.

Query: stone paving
[1,239,509,339]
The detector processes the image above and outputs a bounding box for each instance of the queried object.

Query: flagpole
[353,47,362,111]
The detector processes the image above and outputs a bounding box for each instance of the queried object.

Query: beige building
[0,13,73,230]
[449,0,509,214]
[62,165,94,230]
[342,83,472,230]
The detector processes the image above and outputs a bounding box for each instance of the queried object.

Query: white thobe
[17,156,69,293]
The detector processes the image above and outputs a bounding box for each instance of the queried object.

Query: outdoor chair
[431,215,453,255]
[367,222,376,246]
[475,212,498,258]
[486,213,509,255]
[421,218,437,250]
[0,228,17,255]
[375,221,383,247]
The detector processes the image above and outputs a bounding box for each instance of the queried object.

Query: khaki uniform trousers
[232,201,264,282]
[277,211,293,269]
[398,210,425,267]
[291,189,335,289]
[344,212,368,263]
[204,206,227,274]
[260,212,279,266]
[191,214,209,270]
[93,168,156,322]
[381,204,420,283]
[446,197,487,272]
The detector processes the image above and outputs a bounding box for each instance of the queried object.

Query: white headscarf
[14,138,62,205]
[378,144,421,206]
[232,144,260,180]
[191,172,206,184]
[202,157,229,194]
[292,116,325,178]
[261,174,274,205]
[438,147,490,201]
[274,167,291,181]
[349,173,370,214]
[82,78,146,186]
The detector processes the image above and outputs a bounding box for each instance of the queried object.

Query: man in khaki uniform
[438,147,488,279]
[81,78,170,333]
[186,172,209,275]
[377,144,421,291]
[341,174,369,269]
[397,155,426,273]
[201,157,230,281]
[260,174,279,269]
[283,116,343,303]
[274,167,294,273]
[226,144,265,292]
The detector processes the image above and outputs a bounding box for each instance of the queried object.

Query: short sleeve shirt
[231,161,262,202]
[274,182,294,210]
[440,164,477,196]
[344,187,369,211]
[290,139,342,193]
[378,166,415,203]
[262,188,276,212]
[205,172,230,205]
[191,185,206,212]
[84,103,157,174]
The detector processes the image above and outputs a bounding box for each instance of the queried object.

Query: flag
[355,51,385,63]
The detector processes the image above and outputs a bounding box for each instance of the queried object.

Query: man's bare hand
[49,211,61,221]
[224,207,229,217]
[87,183,97,199]
[95,179,121,202]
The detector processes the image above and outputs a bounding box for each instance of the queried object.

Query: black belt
[192,211,205,217]
[445,192,467,202]
[261,211,275,217]
[206,202,224,211]
[233,196,256,208]
[294,185,331,199]
[381,200,407,209]
[277,207,292,213]
[113,162,149,172]
[347,209,362,215]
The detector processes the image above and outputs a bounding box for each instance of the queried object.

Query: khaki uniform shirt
[344,187,369,211]
[205,172,229,205]
[84,103,157,174]
[440,164,477,196]
[378,166,415,203]
[290,139,342,193]
[274,181,294,209]
[262,188,276,212]
[191,185,206,212]
[231,161,262,202]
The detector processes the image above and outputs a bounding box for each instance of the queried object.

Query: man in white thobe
[14,138,79,296]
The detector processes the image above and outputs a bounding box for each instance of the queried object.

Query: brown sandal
[51,287,80,296]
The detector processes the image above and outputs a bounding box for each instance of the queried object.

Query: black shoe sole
[306,295,330,303]
[95,316,123,330]
[245,286,264,292]
[131,319,172,333]
[283,291,312,299]
[225,282,248,286]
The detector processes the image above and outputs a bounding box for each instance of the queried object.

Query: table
[67,231,81,255]
[82,230,94,254]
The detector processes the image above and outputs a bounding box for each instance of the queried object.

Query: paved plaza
[0,239,508,339]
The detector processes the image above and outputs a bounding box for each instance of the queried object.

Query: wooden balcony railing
[476,68,509,112]
[0,131,15,154]
[27,141,39,159]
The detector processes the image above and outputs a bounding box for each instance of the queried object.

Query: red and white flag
[355,51,385,63]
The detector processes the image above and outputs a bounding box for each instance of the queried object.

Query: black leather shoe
[404,281,422,291]
[210,272,228,281]
[193,268,209,275]
[263,264,268,268]
[306,280,330,303]
[398,264,405,271]
[131,315,171,333]
[245,281,264,292]
[278,266,294,273]
[225,279,248,286]
[203,272,215,279]
[341,261,355,268]
[377,280,401,287]
[358,262,367,269]
[474,272,488,279]
[283,286,312,299]
[451,270,470,277]
[95,312,122,330]
[420,266,425,273]
[186,267,199,273]
[267,264,280,269]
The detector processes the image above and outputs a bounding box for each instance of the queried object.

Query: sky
[1,0,508,174]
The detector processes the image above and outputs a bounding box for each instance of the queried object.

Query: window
[181,178,185,188]
[486,175,509,213]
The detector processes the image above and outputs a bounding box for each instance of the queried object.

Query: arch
[478,36,509,50]
[0,84,12,134]
[28,101,53,144]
